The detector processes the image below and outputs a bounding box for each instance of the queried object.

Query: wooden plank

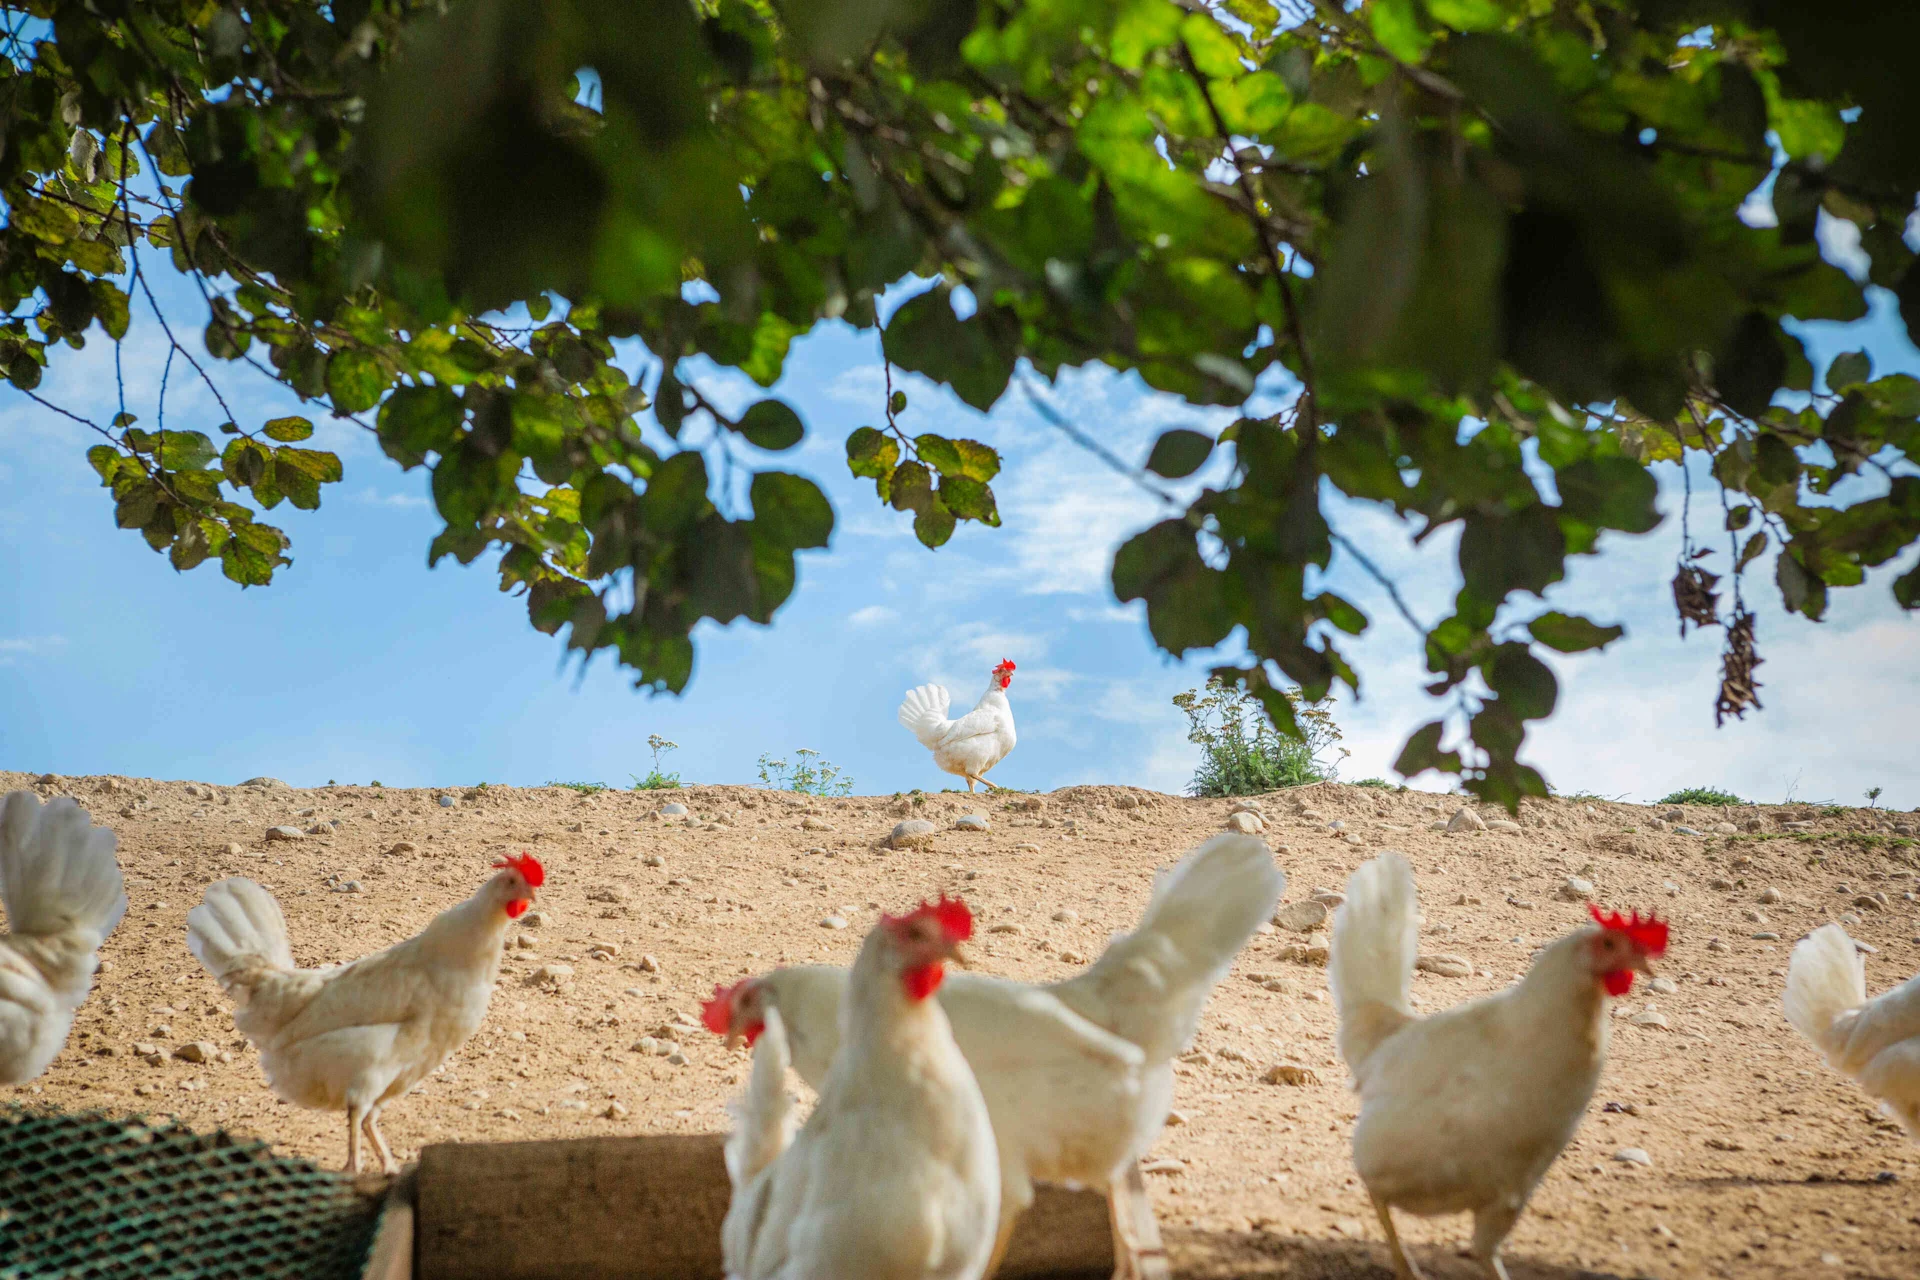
[415,1133,1122,1280]
[1109,1163,1171,1280]
[361,1175,416,1280]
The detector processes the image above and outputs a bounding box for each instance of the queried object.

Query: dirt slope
[5,769,1918,1279]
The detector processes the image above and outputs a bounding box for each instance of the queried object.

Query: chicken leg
[345,1102,366,1173]
[1370,1194,1426,1280]
[1469,1201,1521,1280]
[363,1105,398,1175]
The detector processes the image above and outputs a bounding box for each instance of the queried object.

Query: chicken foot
[345,1102,366,1174]
[1468,1201,1521,1280]
[363,1105,398,1175]
[1370,1194,1427,1280]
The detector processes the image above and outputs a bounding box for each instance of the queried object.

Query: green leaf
[1827,350,1870,390]
[326,349,388,413]
[377,385,465,466]
[1427,0,1505,32]
[914,434,964,477]
[1555,458,1660,533]
[1737,531,1768,572]
[737,399,805,451]
[1393,720,1460,776]
[1527,611,1624,653]
[1179,13,1244,80]
[89,280,130,340]
[889,389,907,415]
[882,290,1016,413]
[846,427,900,489]
[750,471,834,549]
[1146,428,1214,479]
[1369,0,1432,63]
[273,447,344,484]
[939,475,1000,526]
[1111,520,1234,655]
[641,452,710,533]
[1725,504,1753,531]
[913,499,957,549]
[263,416,315,442]
[157,431,216,472]
[951,439,1000,482]
[1486,646,1558,721]
[889,460,935,513]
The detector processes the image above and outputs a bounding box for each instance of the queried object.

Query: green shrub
[548,780,610,794]
[1656,786,1747,807]
[1352,777,1397,790]
[757,747,853,797]
[1173,676,1344,798]
[631,734,683,790]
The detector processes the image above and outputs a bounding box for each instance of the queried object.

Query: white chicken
[704,833,1281,1263]
[721,897,999,1280]
[0,791,127,1085]
[1329,852,1668,1280]
[186,851,544,1173]
[899,660,1017,791]
[1785,922,1920,1136]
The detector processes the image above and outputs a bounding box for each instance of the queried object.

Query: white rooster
[704,833,1281,1263]
[721,896,999,1280]
[187,852,544,1172]
[1785,922,1920,1137]
[0,790,127,1085]
[1330,852,1668,1280]
[899,660,1016,792]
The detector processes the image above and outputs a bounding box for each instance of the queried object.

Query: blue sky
[2,215,1917,807]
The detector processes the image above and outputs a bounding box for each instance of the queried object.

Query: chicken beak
[948,945,971,970]
[725,1029,746,1051]
[1632,952,1656,977]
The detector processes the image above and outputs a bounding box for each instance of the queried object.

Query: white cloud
[824,364,889,405]
[0,636,67,666]
[351,488,430,509]
[847,604,897,626]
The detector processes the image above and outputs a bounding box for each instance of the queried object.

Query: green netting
[0,1106,384,1280]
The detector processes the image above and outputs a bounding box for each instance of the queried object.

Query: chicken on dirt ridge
[186,851,544,1173]
[899,660,1017,793]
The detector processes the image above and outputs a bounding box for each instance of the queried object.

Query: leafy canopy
[7,0,1919,808]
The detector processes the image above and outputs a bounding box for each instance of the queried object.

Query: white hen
[187,852,544,1172]
[705,833,1281,1261]
[1330,853,1668,1280]
[899,660,1016,791]
[722,897,999,1280]
[0,791,127,1085]
[1785,922,1920,1136]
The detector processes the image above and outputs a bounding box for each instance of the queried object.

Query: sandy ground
[5,769,1919,1280]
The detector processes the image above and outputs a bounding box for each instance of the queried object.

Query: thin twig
[1017,374,1180,506]
[1328,531,1428,635]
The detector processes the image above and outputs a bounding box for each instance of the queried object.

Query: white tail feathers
[1330,852,1419,1070]
[0,791,126,942]
[1064,833,1284,1064]
[1785,923,1866,1060]
[187,878,296,982]
[897,684,953,749]
[725,1004,796,1189]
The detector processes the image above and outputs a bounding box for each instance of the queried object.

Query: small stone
[437,795,458,808]
[1486,820,1522,833]
[1278,943,1330,966]
[1743,909,1767,924]
[1428,821,1449,832]
[1326,819,1346,832]
[1661,808,1684,821]
[1706,937,1728,952]
[661,803,689,817]
[1558,877,1595,902]
[1415,954,1474,978]
[520,911,546,928]
[1613,1147,1653,1167]
[1447,808,1487,834]
[264,826,305,842]
[1059,949,1088,964]
[174,1041,217,1064]
[888,819,938,850]
[1051,909,1079,923]
[603,1102,629,1120]
[1140,1158,1186,1175]
[328,879,365,894]
[1675,825,1705,837]
[1648,977,1678,994]
[532,963,574,984]
[1751,932,1779,941]
[1013,843,1040,854]
[1273,900,1329,932]
[241,777,289,789]
[953,814,990,832]
[1164,1109,1188,1126]
[1262,1064,1318,1086]
[641,854,665,867]
[1309,889,1345,907]
[1016,796,1047,813]
[224,843,246,857]
[631,1037,662,1055]
[587,944,621,961]
[665,1051,688,1066]
[1224,811,1265,835]
[386,841,418,856]
[1758,886,1783,904]
[988,922,1022,935]
[801,816,835,831]
[1629,1009,1670,1029]
[1708,877,1734,891]
[586,886,628,904]
[1454,893,1483,906]
[1853,894,1886,912]
[1712,821,1739,835]
[637,954,660,973]
[820,915,848,930]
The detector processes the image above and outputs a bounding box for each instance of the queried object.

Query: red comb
[493,852,545,888]
[885,895,974,943]
[701,981,748,1036]
[1588,904,1668,955]
[994,659,1016,673]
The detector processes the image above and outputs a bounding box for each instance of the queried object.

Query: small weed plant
[631,735,683,790]
[757,747,854,797]
[1173,676,1345,798]
[1352,777,1404,791]
[548,780,610,794]
[1657,786,1747,807]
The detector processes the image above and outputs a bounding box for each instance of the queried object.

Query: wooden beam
[413,1133,1128,1280]
[362,1173,415,1280]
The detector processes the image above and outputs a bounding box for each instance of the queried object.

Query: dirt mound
[4,769,1916,1278]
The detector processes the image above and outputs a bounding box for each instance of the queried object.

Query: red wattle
[505,898,530,919]
[1602,969,1635,996]
[744,1021,764,1047]
[902,962,945,1001]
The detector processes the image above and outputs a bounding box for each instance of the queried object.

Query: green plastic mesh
[0,1106,385,1280]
